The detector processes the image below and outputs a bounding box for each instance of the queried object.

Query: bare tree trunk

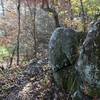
[9,45,17,67]
[80,0,86,32]
[66,0,73,20]
[42,0,60,28]
[26,0,37,58]
[1,0,7,36]
[24,3,26,23]
[1,0,5,16]
[33,0,37,58]
[17,0,21,65]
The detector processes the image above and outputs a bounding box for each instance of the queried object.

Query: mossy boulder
[49,27,79,92]
[76,20,100,98]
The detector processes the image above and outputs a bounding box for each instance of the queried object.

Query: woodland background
[0,0,100,99]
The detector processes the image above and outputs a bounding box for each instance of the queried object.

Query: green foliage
[71,0,100,17]
[0,46,9,61]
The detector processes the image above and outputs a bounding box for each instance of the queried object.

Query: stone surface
[75,20,100,99]
[49,27,79,91]
[49,20,100,99]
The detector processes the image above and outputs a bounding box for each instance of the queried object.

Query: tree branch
[41,0,60,28]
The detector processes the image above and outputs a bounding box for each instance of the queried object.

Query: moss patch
[0,46,9,61]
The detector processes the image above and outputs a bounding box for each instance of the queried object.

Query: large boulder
[75,20,100,99]
[49,27,79,92]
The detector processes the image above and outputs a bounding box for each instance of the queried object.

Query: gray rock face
[49,27,79,91]
[49,20,100,99]
[76,20,100,98]
[49,27,79,71]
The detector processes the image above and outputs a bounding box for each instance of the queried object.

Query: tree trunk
[80,0,86,32]
[26,0,37,58]
[66,0,73,20]
[42,0,60,28]
[17,0,21,65]
[33,0,37,58]
[1,0,5,16]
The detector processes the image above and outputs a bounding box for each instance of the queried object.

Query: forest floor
[0,14,71,98]
[0,49,69,100]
